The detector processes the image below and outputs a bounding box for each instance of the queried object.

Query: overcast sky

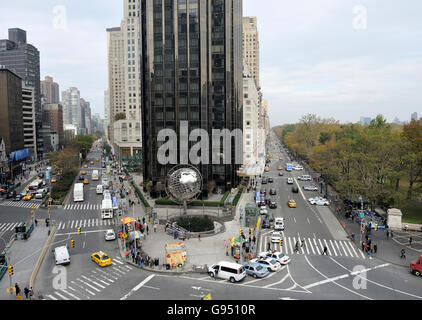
[1,0,421,125]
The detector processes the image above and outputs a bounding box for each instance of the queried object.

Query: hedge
[176,215,214,232]
[231,188,244,206]
[131,182,150,208]
[51,170,78,205]
[155,190,231,207]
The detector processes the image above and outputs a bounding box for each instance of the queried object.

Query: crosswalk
[0,221,26,232]
[43,256,133,300]
[63,204,101,211]
[259,232,366,259]
[56,218,116,231]
[0,201,41,209]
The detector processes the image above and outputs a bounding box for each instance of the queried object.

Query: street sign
[45,170,50,181]
[122,233,127,239]
[360,212,365,219]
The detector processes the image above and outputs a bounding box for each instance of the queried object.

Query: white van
[35,189,47,199]
[208,261,246,283]
[96,184,103,195]
[53,246,70,265]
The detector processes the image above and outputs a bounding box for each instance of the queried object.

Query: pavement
[0,223,49,300]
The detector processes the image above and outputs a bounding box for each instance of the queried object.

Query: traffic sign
[122,233,127,239]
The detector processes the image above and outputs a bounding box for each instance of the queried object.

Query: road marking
[288,237,293,254]
[112,266,126,275]
[303,255,372,299]
[77,278,101,292]
[329,240,338,256]
[264,271,290,288]
[293,217,296,223]
[113,258,124,265]
[94,268,118,280]
[308,238,315,254]
[81,275,106,289]
[313,233,316,239]
[57,222,62,230]
[71,281,96,296]
[333,240,343,256]
[70,220,74,229]
[89,274,111,286]
[303,274,349,289]
[307,218,310,224]
[120,275,155,300]
[338,241,349,257]
[317,238,324,254]
[59,289,80,300]
[83,220,86,228]
[323,239,332,255]
[46,294,58,300]
[67,285,89,299]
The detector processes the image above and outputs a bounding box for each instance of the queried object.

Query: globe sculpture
[165,165,202,215]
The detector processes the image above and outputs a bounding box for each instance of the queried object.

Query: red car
[410,255,422,276]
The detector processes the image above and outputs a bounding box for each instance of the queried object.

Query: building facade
[62,87,82,131]
[41,76,60,104]
[0,28,41,159]
[22,85,37,159]
[242,16,260,89]
[140,0,243,196]
[43,103,64,147]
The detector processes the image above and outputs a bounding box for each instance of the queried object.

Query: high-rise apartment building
[107,0,143,165]
[22,85,37,158]
[411,112,418,121]
[62,87,82,130]
[140,0,243,196]
[43,103,64,147]
[0,28,41,158]
[80,98,92,135]
[41,76,60,104]
[243,17,260,89]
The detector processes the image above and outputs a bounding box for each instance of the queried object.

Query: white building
[62,87,82,129]
[22,84,38,159]
[64,124,78,138]
[243,16,260,89]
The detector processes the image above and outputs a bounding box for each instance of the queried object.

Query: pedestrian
[253,235,256,243]
[224,239,227,248]
[361,241,365,251]
[373,243,377,254]
[198,234,201,241]
[153,224,157,233]
[29,287,33,300]
[267,241,271,251]
[401,248,406,259]
[226,245,229,256]
[301,238,305,248]
[35,219,37,227]
[365,234,368,242]
[409,237,413,246]
[295,241,299,253]
[386,230,389,239]
[146,225,149,235]
[15,283,20,297]
[322,246,328,255]
[24,287,29,299]
[214,268,218,280]
[351,233,355,241]
[391,230,394,239]
[132,253,135,263]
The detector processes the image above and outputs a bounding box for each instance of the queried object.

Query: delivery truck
[73,183,84,202]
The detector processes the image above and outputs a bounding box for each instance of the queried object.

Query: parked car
[243,262,270,278]
[262,219,271,229]
[250,258,280,272]
[258,251,291,265]
[303,185,318,191]
[298,175,312,181]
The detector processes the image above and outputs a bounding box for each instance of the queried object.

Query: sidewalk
[115,179,256,272]
[0,224,49,300]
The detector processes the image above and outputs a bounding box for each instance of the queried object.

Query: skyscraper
[0,28,41,158]
[41,76,60,104]
[243,17,260,89]
[140,0,243,196]
[62,87,82,130]
[43,103,64,147]
[411,112,418,121]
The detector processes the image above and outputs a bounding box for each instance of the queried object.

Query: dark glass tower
[0,28,41,159]
[140,0,243,197]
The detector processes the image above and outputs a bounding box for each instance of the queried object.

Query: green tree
[114,113,126,121]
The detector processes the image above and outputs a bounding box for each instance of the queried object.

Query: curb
[29,225,57,294]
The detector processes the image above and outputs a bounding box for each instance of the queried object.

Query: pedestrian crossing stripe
[63,204,101,211]
[55,219,116,230]
[0,222,24,232]
[259,235,365,259]
[0,201,41,209]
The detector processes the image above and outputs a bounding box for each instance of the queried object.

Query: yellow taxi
[83,164,88,168]
[51,178,57,183]
[91,251,112,267]
[279,157,283,160]
[278,166,282,170]
[90,161,94,165]
[96,158,100,162]
[287,200,297,208]
[23,194,33,201]
[269,154,273,158]
[23,188,30,192]
[265,167,269,172]
[81,170,87,175]
[83,178,89,185]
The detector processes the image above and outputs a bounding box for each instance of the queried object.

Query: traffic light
[8,265,13,276]
[77,227,81,235]
[71,240,75,248]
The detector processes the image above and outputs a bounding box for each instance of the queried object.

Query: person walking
[373,243,377,254]
[198,234,201,241]
[24,287,29,299]
[361,241,365,251]
[15,283,20,297]
[391,230,394,239]
[267,241,271,251]
[409,237,413,246]
[401,248,406,259]
[386,230,389,239]
[322,246,328,255]
[214,268,219,280]
[295,241,299,253]
[146,225,149,235]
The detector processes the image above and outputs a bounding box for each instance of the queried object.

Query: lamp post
[359,196,364,245]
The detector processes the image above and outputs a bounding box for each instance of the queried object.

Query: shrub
[232,188,244,206]
[132,182,150,208]
[51,170,78,205]
[176,215,214,232]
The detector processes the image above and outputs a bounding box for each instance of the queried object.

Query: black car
[262,219,271,229]
[13,194,23,201]
[268,178,274,183]
[269,188,277,195]
[79,175,85,181]
[265,197,271,205]
[269,201,278,209]
[260,189,267,195]
[292,187,299,193]
[261,179,267,185]
[7,191,16,199]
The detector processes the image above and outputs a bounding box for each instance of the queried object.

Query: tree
[114,113,126,122]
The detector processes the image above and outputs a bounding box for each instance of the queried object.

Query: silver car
[104,229,116,241]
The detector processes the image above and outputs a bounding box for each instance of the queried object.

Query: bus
[92,170,99,181]
[28,179,43,191]
[286,163,293,172]
[73,183,84,202]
